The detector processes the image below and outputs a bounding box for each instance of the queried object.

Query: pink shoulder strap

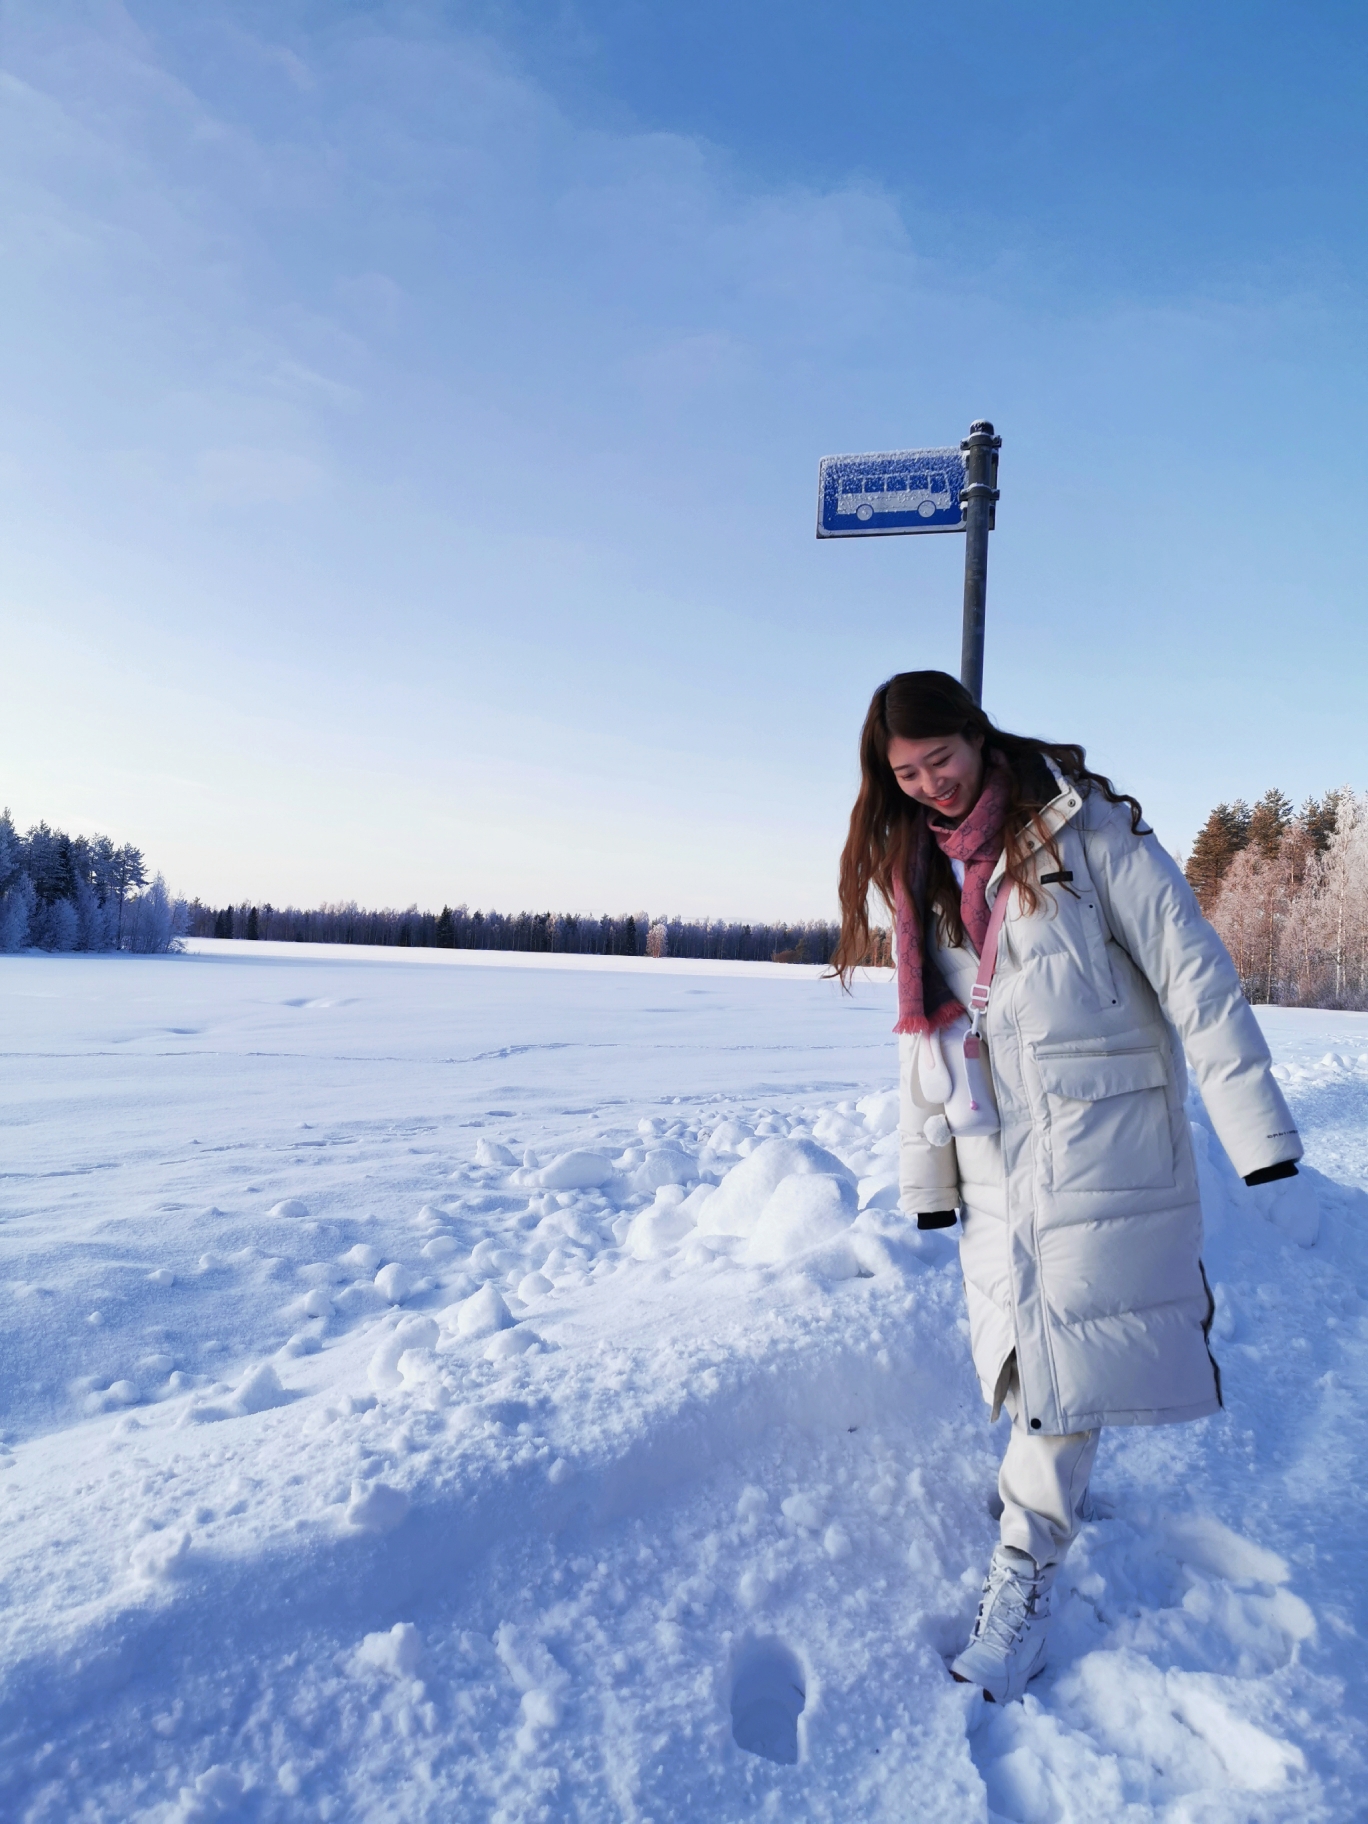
[967,882,1012,1034]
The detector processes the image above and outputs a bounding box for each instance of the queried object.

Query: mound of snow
[183,1362,294,1424]
[630,1146,697,1194]
[474,1138,516,1167]
[450,1282,514,1339]
[230,1362,292,1414]
[496,1623,569,1754]
[538,1150,615,1190]
[369,1316,441,1393]
[697,1137,855,1238]
[484,1326,541,1362]
[702,1119,752,1156]
[626,1190,698,1260]
[374,1262,418,1304]
[856,1087,901,1136]
[811,1108,866,1149]
[269,1199,310,1219]
[106,1379,140,1406]
[353,1622,424,1679]
[744,1172,858,1265]
[131,1528,193,1583]
[1246,1170,1320,1247]
[345,1480,410,1533]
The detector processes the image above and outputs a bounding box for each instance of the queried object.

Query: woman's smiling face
[885,730,985,822]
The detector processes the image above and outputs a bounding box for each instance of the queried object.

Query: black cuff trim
[1243,1160,1298,1187]
[916,1210,958,1230]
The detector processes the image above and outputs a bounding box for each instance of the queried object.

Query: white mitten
[917,1029,953,1104]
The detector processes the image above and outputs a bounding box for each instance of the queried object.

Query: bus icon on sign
[817,447,967,537]
[841,470,954,521]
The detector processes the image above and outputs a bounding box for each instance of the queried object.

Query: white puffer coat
[899,778,1301,1435]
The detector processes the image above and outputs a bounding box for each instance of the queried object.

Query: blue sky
[2,1,1365,917]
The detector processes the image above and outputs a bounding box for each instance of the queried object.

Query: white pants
[998,1362,1100,1568]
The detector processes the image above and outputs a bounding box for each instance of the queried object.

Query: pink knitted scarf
[892,759,1012,1036]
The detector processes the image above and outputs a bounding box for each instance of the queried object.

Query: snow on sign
[816,447,966,538]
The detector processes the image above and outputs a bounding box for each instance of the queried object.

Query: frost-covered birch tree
[1211,787,1368,1009]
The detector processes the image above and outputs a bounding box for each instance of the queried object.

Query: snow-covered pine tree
[112,844,147,947]
[123,875,187,954]
[22,822,76,915]
[1246,788,1294,861]
[31,896,80,951]
[0,810,33,950]
[0,807,34,952]
[73,875,108,950]
[1299,791,1340,855]
[1184,801,1252,910]
[0,875,35,951]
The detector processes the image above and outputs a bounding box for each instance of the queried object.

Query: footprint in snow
[730,1639,807,1766]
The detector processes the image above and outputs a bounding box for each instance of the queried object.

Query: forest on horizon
[185,901,848,967]
[4,786,1366,1007]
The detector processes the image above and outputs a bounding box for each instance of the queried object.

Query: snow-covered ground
[2,941,1367,1823]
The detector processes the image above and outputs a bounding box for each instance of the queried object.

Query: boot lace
[972,1554,1047,1655]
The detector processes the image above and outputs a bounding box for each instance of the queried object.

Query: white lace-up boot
[950,1545,1058,1702]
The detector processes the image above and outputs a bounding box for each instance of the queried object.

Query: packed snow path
[1,943,1367,1822]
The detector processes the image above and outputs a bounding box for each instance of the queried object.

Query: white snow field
[2,941,1367,1823]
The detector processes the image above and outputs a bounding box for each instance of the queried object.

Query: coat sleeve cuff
[916,1210,958,1230]
[1243,1160,1298,1187]
[1222,1123,1303,1181]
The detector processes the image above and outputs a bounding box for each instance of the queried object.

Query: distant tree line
[186,900,849,964]
[1185,787,1368,1008]
[0,811,186,954]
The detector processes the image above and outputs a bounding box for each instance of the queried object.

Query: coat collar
[986,764,1083,892]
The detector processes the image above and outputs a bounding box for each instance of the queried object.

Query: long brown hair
[832,670,1144,984]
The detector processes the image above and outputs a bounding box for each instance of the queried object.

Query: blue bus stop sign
[816,447,966,538]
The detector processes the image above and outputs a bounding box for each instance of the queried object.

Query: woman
[834,671,1301,1703]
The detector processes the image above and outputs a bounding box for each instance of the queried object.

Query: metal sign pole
[958,420,1001,706]
[815,425,1002,693]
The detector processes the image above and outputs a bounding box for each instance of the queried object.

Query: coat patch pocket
[1036,1048,1174,1193]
